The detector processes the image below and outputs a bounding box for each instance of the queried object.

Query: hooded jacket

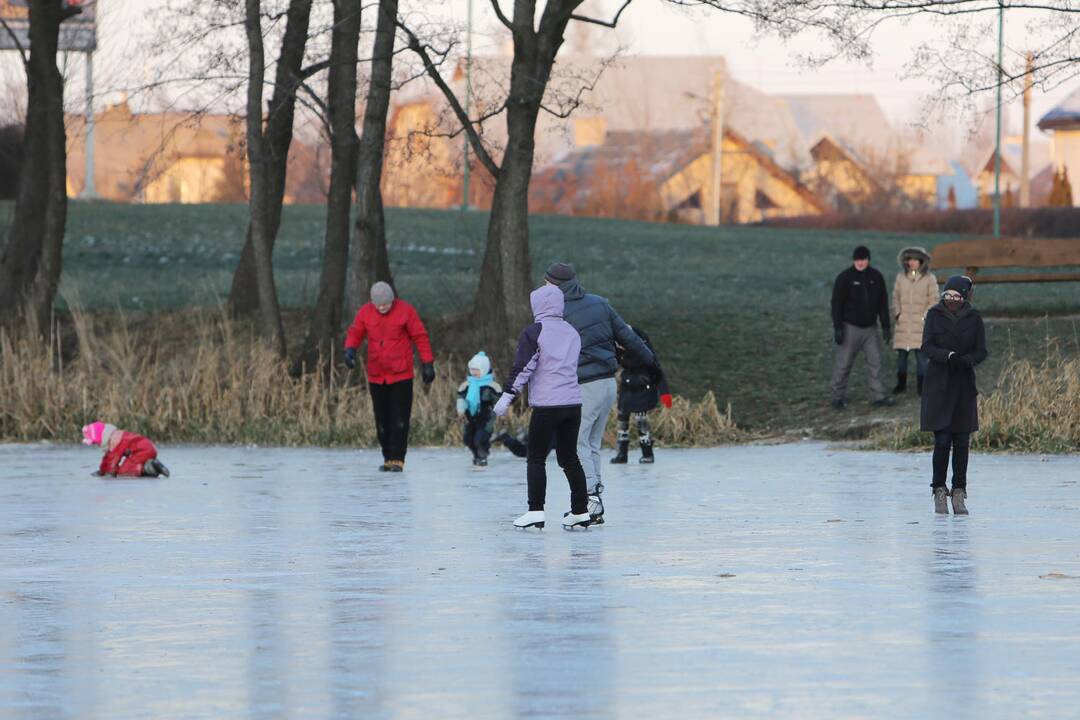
[559,278,654,384]
[920,301,988,433]
[99,426,159,477]
[344,299,434,384]
[891,246,939,351]
[617,327,671,413]
[503,285,583,407]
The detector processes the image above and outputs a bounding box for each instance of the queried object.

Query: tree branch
[490,0,514,29]
[398,20,501,178]
[569,0,633,28]
[0,17,28,71]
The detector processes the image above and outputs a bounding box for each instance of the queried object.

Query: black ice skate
[610,439,629,464]
[143,459,170,478]
[587,492,605,525]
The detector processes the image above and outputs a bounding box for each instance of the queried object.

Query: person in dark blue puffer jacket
[544,262,654,525]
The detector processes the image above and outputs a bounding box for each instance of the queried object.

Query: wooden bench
[931,238,1080,284]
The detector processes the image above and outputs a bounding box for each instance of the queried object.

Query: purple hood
[503,286,582,407]
[531,284,565,321]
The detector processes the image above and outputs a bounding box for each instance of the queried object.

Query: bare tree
[349,0,398,309]
[244,0,288,356]
[228,0,318,316]
[0,0,79,331]
[401,0,634,352]
[292,0,362,374]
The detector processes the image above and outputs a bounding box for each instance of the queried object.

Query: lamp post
[992,1,1004,237]
[461,0,472,210]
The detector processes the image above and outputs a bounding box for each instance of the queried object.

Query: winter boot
[917,376,924,396]
[951,488,968,515]
[933,487,949,515]
[143,459,170,478]
[562,511,591,530]
[385,460,404,473]
[638,439,655,464]
[610,440,629,464]
[513,511,545,529]
[893,372,907,394]
[472,455,488,467]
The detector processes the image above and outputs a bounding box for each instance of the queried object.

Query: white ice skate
[587,493,604,525]
[562,511,591,530]
[513,510,545,529]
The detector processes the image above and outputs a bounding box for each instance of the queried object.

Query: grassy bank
[3,201,1078,446]
[0,309,745,447]
[873,352,1080,454]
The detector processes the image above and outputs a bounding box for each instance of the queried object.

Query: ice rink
[2,442,1079,719]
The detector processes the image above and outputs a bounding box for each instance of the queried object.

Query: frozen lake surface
[2,442,1079,719]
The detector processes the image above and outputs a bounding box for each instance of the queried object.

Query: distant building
[965,136,1051,207]
[65,99,325,204]
[384,55,973,221]
[1037,87,1080,206]
[531,127,825,223]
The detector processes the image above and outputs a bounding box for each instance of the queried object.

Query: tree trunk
[292,0,361,375]
[228,0,314,316]
[348,0,398,310]
[473,8,570,354]
[244,0,287,357]
[0,0,66,330]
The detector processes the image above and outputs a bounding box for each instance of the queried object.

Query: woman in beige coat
[891,246,938,394]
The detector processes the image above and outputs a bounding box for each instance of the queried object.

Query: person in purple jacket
[494,285,591,530]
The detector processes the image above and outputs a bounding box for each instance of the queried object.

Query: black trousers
[464,413,494,459]
[369,379,413,462]
[526,406,589,515]
[932,430,970,490]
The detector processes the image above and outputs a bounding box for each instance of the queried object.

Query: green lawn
[11,200,1080,433]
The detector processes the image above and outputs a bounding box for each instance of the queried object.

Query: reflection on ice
[1,442,1078,719]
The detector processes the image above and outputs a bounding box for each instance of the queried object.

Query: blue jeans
[896,349,926,378]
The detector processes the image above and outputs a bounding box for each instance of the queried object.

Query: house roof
[532,125,827,212]
[1038,85,1080,130]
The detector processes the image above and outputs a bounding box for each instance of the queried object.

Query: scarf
[465,373,494,415]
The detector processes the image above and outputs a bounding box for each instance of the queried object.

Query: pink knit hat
[81,421,106,446]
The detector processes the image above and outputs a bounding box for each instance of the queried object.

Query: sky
[4,0,1076,150]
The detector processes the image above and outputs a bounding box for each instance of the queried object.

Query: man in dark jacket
[829,246,895,409]
[545,262,654,524]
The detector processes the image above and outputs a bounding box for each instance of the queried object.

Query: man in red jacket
[345,282,435,471]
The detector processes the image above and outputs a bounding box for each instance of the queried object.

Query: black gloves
[834,326,845,346]
[344,347,356,369]
[882,326,892,344]
[421,362,436,385]
[947,352,969,370]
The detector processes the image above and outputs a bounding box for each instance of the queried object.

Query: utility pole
[81,49,97,198]
[992,2,1004,237]
[707,70,724,226]
[1020,51,1033,208]
[461,0,472,210]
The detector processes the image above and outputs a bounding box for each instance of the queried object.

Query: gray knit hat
[544,262,576,285]
[370,281,395,305]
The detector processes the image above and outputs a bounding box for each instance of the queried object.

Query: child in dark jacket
[494,285,590,530]
[82,421,170,477]
[611,326,671,464]
[456,351,502,467]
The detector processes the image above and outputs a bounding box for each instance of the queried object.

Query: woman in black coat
[920,275,988,515]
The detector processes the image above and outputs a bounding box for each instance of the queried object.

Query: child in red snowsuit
[81,421,170,477]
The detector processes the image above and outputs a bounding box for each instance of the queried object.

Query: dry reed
[874,352,1080,453]
[0,309,747,448]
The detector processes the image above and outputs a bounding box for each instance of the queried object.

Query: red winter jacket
[100,431,158,477]
[344,299,434,384]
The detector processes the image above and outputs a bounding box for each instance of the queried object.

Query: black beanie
[853,246,871,260]
[943,275,973,300]
[544,262,576,285]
